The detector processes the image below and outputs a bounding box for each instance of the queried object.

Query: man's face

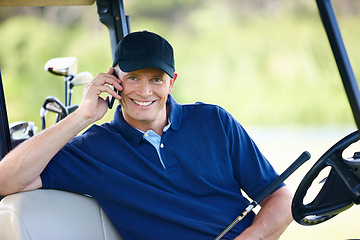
[115,67,176,131]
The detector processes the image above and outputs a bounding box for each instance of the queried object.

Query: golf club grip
[254,151,311,204]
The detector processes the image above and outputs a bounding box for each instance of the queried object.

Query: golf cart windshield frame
[0,71,11,159]
[316,0,360,130]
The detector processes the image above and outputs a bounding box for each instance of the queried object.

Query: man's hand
[77,67,122,124]
[0,68,123,196]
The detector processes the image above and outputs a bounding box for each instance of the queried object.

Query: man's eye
[129,77,136,80]
[152,78,161,82]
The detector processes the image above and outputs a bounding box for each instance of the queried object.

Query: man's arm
[0,68,122,196]
[235,186,293,240]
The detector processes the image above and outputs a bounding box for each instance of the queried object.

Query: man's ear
[168,72,178,94]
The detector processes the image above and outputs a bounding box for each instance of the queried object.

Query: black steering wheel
[292,130,360,225]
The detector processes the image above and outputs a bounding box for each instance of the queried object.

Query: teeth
[133,100,153,106]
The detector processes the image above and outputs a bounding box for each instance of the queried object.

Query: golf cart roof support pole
[316,0,360,130]
[0,70,11,159]
[96,0,130,60]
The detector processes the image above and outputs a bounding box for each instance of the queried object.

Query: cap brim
[116,57,174,78]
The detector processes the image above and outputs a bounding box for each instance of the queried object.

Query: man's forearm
[0,111,91,196]
[235,186,293,240]
[0,68,122,196]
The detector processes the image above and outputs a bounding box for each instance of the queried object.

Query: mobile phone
[108,71,120,109]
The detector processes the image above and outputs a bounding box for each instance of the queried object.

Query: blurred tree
[1,0,359,26]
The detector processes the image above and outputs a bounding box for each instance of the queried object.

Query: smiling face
[115,67,177,134]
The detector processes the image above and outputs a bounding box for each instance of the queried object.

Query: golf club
[40,96,68,130]
[44,57,78,107]
[9,121,36,139]
[68,71,93,106]
[42,57,93,129]
[215,151,311,240]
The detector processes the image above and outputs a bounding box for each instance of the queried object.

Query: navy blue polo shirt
[41,95,282,240]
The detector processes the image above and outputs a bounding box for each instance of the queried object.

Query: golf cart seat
[0,189,123,240]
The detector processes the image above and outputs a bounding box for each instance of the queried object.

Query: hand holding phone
[108,70,121,109]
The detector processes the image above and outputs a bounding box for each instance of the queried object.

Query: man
[0,31,293,239]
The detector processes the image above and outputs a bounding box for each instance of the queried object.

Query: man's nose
[137,81,152,97]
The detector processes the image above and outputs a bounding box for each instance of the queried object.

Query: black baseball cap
[112,31,175,78]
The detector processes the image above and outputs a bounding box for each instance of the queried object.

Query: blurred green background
[1,0,360,128]
[1,0,360,239]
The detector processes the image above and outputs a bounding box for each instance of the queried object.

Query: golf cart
[0,0,359,239]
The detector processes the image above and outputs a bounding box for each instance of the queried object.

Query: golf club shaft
[215,151,311,240]
[254,151,311,204]
[215,203,256,240]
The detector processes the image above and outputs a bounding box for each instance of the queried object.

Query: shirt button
[160,143,164,148]
[144,133,149,137]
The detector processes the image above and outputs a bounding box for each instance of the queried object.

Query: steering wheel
[292,130,360,225]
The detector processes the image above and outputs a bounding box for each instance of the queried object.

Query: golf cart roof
[0,0,95,7]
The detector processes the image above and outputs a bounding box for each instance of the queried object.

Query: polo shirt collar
[110,110,142,146]
[167,94,181,131]
[109,94,182,146]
